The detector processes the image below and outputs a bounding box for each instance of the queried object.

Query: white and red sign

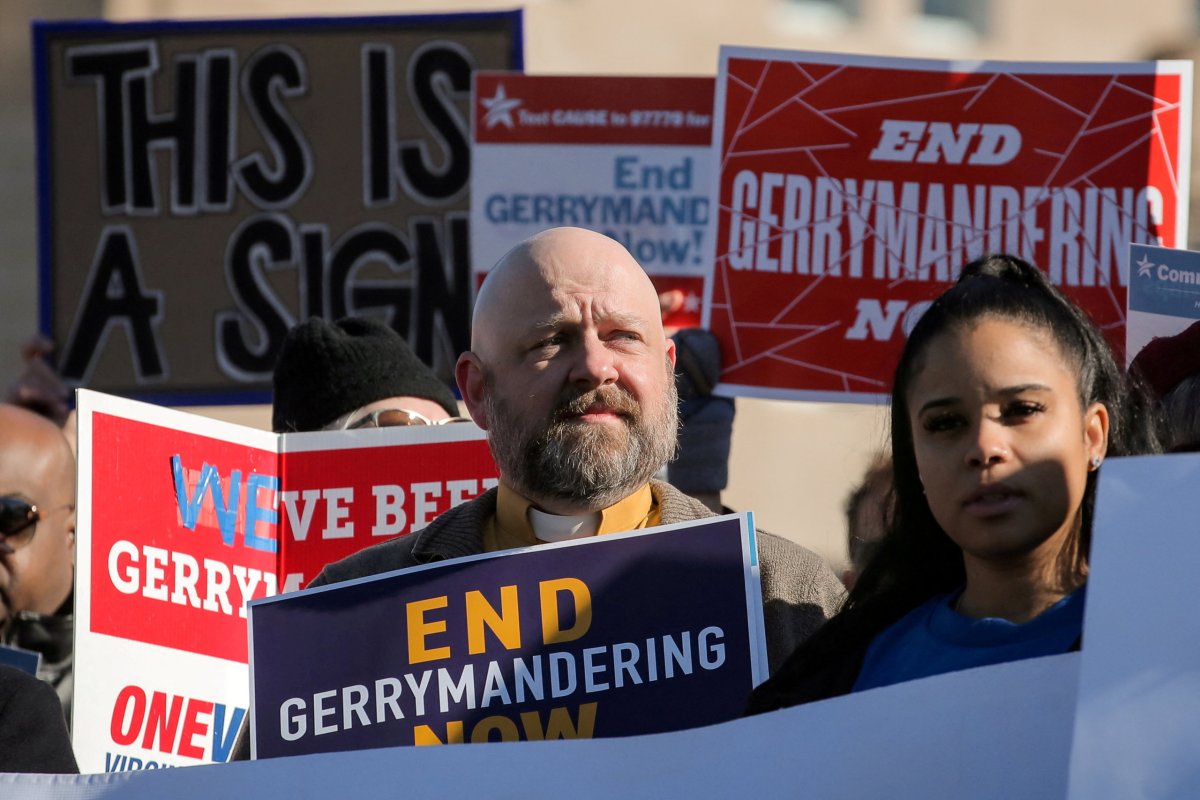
[471,73,715,329]
[74,391,496,772]
[707,48,1191,400]
[276,430,498,593]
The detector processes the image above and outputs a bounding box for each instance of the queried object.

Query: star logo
[1136,255,1154,278]
[682,292,702,314]
[481,84,521,130]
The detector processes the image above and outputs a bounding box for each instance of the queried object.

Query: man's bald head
[0,405,74,505]
[471,227,667,361]
[457,227,678,514]
[0,404,76,631]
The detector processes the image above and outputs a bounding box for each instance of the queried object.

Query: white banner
[1068,453,1200,799]
[3,653,1077,798]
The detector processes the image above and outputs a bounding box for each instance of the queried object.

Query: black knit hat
[271,317,459,432]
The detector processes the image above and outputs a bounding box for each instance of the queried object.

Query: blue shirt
[852,588,1085,693]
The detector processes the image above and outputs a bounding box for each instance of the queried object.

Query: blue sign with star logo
[1128,244,1200,318]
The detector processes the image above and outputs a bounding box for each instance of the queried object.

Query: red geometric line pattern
[709,54,1186,398]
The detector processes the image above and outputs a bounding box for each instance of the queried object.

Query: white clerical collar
[527,506,601,542]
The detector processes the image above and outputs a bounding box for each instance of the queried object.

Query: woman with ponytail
[748,254,1159,711]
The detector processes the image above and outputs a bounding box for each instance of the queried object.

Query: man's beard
[483,368,679,510]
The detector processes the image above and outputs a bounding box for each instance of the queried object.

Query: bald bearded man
[231,228,844,760]
[0,404,77,723]
[310,228,844,668]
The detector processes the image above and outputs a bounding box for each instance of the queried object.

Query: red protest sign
[89,412,279,663]
[706,49,1190,400]
[277,438,497,593]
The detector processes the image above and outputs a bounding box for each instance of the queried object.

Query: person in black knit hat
[271,317,462,433]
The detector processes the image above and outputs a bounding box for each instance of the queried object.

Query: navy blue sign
[248,514,764,758]
[0,644,42,675]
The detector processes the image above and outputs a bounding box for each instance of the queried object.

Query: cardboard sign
[706,48,1191,401]
[1068,454,1200,799]
[1126,243,1200,364]
[249,514,766,758]
[0,653,1079,796]
[471,73,714,330]
[34,13,522,403]
[74,390,496,772]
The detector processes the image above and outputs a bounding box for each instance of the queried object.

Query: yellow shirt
[482,483,662,552]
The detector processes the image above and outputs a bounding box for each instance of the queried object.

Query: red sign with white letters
[276,440,498,594]
[706,48,1191,400]
[474,73,713,146]
[89,412,278,663]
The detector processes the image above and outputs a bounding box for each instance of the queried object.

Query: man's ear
[456,352,489,431]
[664,335,677,369]
[66,508,77,568]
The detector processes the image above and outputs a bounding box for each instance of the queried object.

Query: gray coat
[312,479,846,675]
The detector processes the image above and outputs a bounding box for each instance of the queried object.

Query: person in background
[1129,319,1200,453]
[841,455,892,589]
[0,663,77,773]
[0,404,77,725]
[665,327,735,513]
[747,254,1158,712]
[271,316,463,433]
[6,335,76,455]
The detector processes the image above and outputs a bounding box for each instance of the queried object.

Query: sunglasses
[344,409,470,430]
[0,496,74,550]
